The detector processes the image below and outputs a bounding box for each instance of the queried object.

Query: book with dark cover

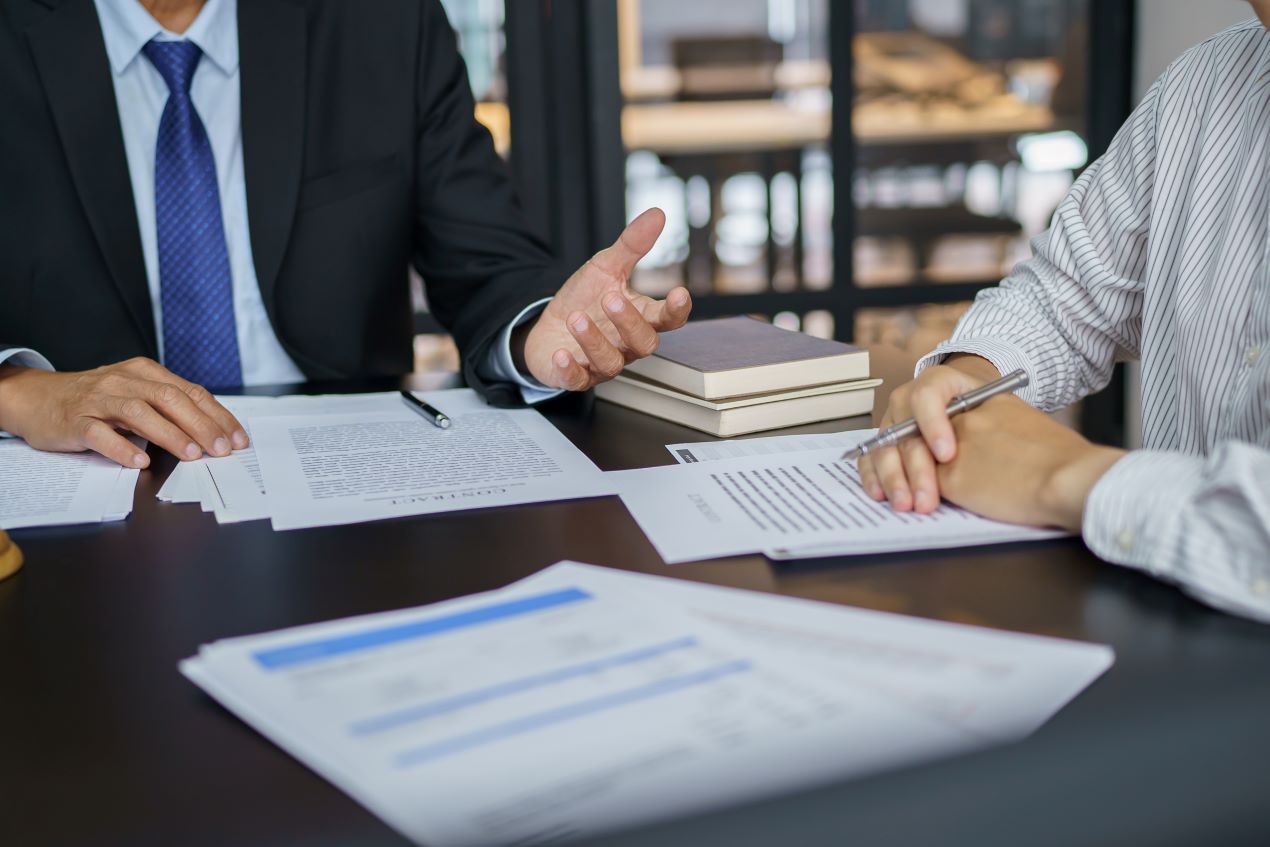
[622,316,869,399]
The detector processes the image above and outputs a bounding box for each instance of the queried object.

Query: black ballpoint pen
[399,390,452,429]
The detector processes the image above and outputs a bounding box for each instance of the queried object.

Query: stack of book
[595,316,881,437]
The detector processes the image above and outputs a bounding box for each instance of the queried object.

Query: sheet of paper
[611,446,1063,563]
[0,439,122,529]
[103,467,142,522]
[156,461,199,503]
[160,392,402,521]
[249,388,615,531]
[206,392,403,523]
[181,561,987,846]
[522,563,1113,742]
[667,429,875,464]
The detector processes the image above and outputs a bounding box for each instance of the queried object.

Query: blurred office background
[417,0,1251,446]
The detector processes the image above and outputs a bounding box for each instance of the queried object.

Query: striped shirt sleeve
[1084,444,1270,622]
[915,75,1163,412]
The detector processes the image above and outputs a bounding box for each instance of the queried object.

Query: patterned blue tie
[143,39,243,388]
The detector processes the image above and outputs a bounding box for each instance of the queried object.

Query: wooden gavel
[0,529,22,581]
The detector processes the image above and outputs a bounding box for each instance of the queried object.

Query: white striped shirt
[918,20,1270,623]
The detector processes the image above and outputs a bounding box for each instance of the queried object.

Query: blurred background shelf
[421,0,1133,443]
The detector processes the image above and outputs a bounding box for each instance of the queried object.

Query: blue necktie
[143,39,243,388]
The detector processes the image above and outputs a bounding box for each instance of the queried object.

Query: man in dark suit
[0,0,690,468]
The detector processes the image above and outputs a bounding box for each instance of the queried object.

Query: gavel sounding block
[0,530,22,580]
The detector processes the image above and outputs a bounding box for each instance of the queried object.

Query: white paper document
[157,392,414,524]
[0,437,142,529]
[181,561,1112,847]
[612,446,1062,563]
[199,393,404,524]
[523,564,1112,742]
[249,389,613,531]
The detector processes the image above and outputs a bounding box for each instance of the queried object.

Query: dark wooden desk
[4,373,1270,846]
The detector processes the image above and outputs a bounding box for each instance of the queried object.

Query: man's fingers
[106,395,202,461]
[567,312,626,380]
[857,454,885,501]
[909,382,958,463]
[602,293,660,360]
[871,444,913,512]
[129,362,248,449]
[179,381,248,449]
[78,418,150,469]
[140,380,233,457]
[899,436,941,513]
[587,208,666,280]
[637,287,692,332]
[550,349,592,391]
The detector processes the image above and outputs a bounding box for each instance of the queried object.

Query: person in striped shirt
[860,7,1270,623]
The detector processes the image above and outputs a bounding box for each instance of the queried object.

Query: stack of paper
[158,392,406,523]
[604,430,1064,563]
[0,437,142,529]
[161,389,614,530]
[182,561,1113,847]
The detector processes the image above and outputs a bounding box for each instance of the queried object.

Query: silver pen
[841,368,1029,462]
[400,390,452,429]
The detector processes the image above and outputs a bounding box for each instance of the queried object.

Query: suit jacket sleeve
[409,0,564,407]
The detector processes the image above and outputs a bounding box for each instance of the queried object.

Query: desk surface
[4,367,1270,846]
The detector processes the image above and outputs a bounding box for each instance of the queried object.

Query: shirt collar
[95,0,239,77]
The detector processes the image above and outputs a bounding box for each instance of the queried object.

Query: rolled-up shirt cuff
[480,298,563,405]
[0,347,54,372]
[1081,450,1204,575]
[914,338,1042,408]
[0,348,55,438]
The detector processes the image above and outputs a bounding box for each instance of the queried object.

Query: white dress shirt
[1,0,557,403]
[918,20,1270,623]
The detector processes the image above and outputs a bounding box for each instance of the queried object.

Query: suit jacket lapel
[238,0,306,316]
[25,0,156,354]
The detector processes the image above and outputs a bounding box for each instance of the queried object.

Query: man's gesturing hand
[858,354,1001,514]
[0,357,248,468]
[517,207,692,391]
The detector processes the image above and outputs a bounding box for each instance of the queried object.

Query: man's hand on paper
[0,358,247,469]
[934,394,1126,531]
[515,208,692,391]
[859,354,1001,514]
[860,355,1126,531]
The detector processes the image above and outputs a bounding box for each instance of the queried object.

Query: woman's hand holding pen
[860,354,1125,531]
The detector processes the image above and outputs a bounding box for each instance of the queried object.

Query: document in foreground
[249,389,614,530]
[611,446,1062,563]
[181,561,1111,846]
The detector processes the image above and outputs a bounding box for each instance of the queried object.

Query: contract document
[612,446,1062,563]
[182,561,1112,846]
[158,393,402,523]
[1,438,142,529]
[249,389,613,531]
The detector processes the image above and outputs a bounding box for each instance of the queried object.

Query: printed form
[248,389,614,530]
[182,562,1111,846]
[612,445,1061,563]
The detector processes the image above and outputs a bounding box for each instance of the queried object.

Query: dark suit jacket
[0,0,562,404]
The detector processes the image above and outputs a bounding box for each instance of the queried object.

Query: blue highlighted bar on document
[393,660,753,768]
[253,587,592,670]
[350,636,700,735]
